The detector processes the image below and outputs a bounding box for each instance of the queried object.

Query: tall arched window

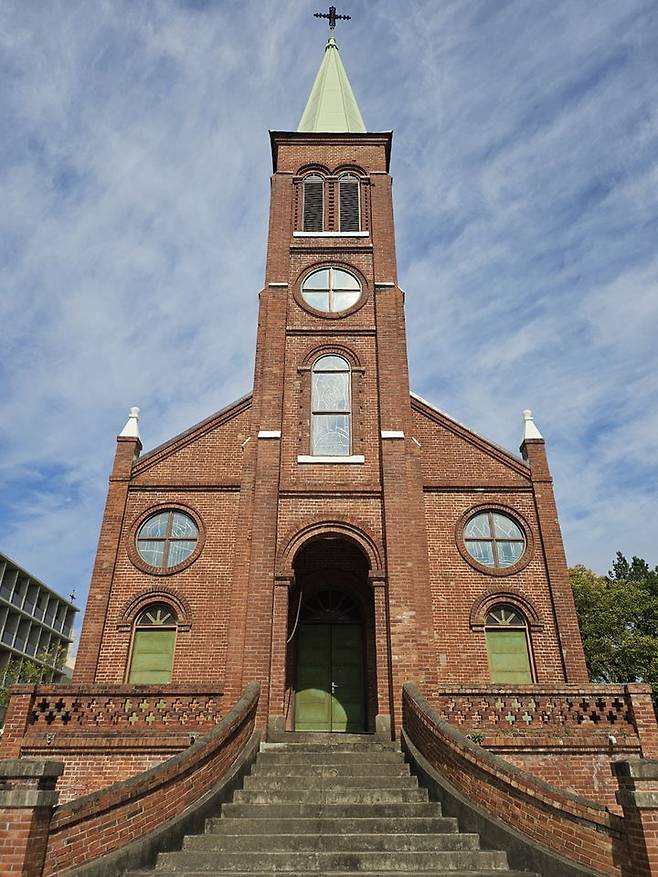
[128,603,177,684]
[339,174,360,231]
[311,355,351,456]
[303,174,324,232]
[485,605,533,683]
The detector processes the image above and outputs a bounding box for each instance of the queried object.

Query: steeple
[298,37,366,133]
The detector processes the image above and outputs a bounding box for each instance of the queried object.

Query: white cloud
[0,0,657,640]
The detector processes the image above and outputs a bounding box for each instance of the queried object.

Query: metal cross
[314,5,351,31]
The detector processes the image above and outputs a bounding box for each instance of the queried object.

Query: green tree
[0,645,67,709]
[571,552,658,705]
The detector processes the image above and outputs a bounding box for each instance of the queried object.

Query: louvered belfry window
[303,175,324,231]
[339,174,360,232]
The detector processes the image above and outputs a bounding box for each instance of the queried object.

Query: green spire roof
[298,37,366,133]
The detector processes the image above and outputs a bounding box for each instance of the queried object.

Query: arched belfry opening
[285,536,376,733]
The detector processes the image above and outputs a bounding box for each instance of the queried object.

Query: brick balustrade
[425,683,658,751]
[403,682,642,876]
[0,682,259,877]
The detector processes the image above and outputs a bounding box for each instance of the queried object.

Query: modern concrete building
[0,551,77,686]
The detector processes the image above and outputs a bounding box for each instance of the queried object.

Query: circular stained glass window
[464,511,526,569]
[136,510,199,569]
[301,267,362,313]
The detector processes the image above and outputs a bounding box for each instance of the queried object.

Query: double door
[294,622,365,732]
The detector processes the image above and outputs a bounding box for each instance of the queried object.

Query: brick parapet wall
[403,682,627,876]
[425,683,658,811]
[0,683,226,800]
[42,681,259,876]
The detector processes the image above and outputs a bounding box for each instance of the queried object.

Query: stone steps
[204,815,459,834]
[127,736,539,876]
[184,832,481,852]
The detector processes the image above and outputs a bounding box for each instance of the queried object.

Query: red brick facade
[69,130,590,736]
[2,71,658,877]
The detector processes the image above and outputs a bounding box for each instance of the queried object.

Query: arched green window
[485,605,533,683]
[128,603,177,684]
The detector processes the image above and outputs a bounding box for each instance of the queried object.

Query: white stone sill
[292,231,369,238]
[297,455,365,464]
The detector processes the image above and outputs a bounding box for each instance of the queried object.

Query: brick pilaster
[0,759,63,877]
[521,437,588,682]
[0,685,35,758]
[73,434,141,682]
[614,760,658,876]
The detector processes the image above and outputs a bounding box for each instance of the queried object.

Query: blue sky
[1,0,657,640]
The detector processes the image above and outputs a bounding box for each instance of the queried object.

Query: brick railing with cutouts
[403,683,630,876]
[0,683,226,801]
[426,683,658,754]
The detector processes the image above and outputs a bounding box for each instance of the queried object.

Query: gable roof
[410,391,530,478]
[132,393,252,476]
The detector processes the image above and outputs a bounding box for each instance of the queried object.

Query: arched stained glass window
[303,174,324,232]
[485,604,533,683]
[339,174,360,232]
[128,602,177,684]
[311,355,351,456]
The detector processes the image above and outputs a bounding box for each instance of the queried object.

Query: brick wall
[0,683,225,800]
[403,682,627,876]
[42,682,258,876]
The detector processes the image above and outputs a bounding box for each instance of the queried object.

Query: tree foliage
[571,552,658,703]
[0,646,66,708]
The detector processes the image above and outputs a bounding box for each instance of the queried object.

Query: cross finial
[314,5,351,31]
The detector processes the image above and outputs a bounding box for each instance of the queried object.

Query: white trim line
[297,454,365,464]
[292,231,369,238]
[375,282,396,287]
[381,430,404,439]
[258,430,281,439]
[268,282,288,287]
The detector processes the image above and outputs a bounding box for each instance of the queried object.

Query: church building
[3,23,658,877]
[73,33,589,736]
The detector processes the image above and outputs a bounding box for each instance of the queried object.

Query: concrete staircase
[128,736,538,875]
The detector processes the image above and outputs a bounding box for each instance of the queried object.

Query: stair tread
[130,740,532,875]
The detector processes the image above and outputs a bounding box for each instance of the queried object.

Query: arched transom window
[301,267,362,314]
[136,510,198,569]
[303,174,324,232]
[464,511,525,568]
[128,602,177,684]
[311,355,351,456]
[339,174,360,231]
[485,604,533,683]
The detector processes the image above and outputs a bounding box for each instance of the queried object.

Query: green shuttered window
[303,175,324,231]
[485,605,533,683]
[339,174,360,231]
[128,603,177,684]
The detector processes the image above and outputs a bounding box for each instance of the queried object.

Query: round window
[301,267,361,313]
[136,510,199,569]
[464,511,525,569]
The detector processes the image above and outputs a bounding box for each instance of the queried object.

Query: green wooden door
[486,630,532,683]
[128,629,175,683]
[295,623,365,732]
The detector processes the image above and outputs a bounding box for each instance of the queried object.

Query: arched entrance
[286,536,375,733]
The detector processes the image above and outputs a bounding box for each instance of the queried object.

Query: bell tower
[224,31,438,732]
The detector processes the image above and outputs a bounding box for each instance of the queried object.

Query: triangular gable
[410,392,531,485]
[131,393,252,483]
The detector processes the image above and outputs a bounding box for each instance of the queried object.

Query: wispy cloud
[0,0,657,642]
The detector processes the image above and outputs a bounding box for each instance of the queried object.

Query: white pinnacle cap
[522,409,543,441]
[119,406,141,440]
